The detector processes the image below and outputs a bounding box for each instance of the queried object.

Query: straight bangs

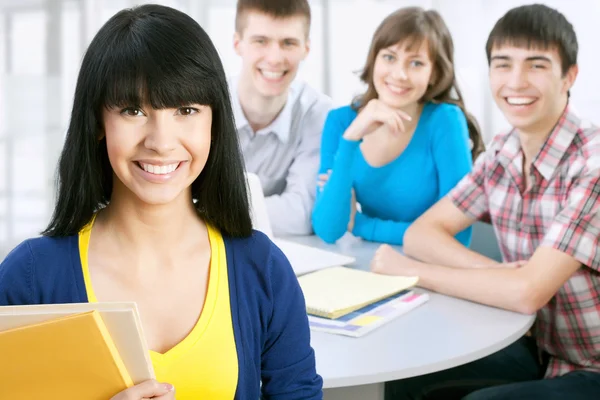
[99,39,220,114]
[488,35,554,55]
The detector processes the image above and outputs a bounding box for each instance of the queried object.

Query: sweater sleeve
[431,104,474,246]
[0,240,35,305]
[312,108,359,243]
[352,212,411,245]
[261,243,323,400]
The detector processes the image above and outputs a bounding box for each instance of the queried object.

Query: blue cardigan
[312,103,473,246]
[0,231,322,400]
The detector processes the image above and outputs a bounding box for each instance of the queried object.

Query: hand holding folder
[110,379,176,400]
[0,302,154,400]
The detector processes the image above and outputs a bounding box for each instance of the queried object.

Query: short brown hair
[235,0,311,36]
[355,7,484,160]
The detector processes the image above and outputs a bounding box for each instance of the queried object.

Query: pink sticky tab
[401,294,420,302]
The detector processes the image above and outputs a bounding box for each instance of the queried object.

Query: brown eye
[121,108,143,116]
[178,107,198,116]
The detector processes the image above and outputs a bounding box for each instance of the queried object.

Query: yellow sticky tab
[352,315,382,326]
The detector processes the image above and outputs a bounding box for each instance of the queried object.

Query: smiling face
[233,11,310,98]
[489,44,577,135]
[372,40,434,111]
[102,104,212,206]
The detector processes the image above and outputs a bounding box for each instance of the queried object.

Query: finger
[387,116,400,134]
[394,113,406,133]
[125,380,174,399]
[151,391,177,400]
[396,109,413,122]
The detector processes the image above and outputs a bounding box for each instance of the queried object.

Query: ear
[562,64,578,93]
[233,31,242,56]
[303,38,311,60]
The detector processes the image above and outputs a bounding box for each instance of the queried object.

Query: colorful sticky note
[352,315,382,327]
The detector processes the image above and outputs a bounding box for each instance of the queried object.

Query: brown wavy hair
[354,7,484,160]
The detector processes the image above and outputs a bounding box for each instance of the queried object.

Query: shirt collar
[230,76,295,143]
[532,105,580,181]
[495,105,580,181]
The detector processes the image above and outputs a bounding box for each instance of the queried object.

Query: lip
[133,161,185,183]
[385,82,412,95]
[135,159,183,166]
[257,68,288,83]
[502,96,539,113]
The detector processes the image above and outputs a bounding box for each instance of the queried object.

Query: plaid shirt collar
[494,105,580,182]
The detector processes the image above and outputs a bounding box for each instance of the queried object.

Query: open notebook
[297,266,419,319]
[246,172,355,276]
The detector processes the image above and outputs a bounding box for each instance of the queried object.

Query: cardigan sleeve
[0,240,35,305]
[260,243,323,400]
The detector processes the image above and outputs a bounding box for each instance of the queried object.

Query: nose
[264,42,284,66]
[144,111,177,154]
[390,64,408,81]
[506,65,529,90]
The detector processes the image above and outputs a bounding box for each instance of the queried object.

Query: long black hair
[43,4,252,238]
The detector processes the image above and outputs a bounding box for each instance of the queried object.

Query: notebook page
[298,266,418,318]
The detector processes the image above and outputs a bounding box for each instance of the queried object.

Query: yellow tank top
[79,218,238,399]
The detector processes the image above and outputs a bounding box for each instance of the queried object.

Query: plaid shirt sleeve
[448,151,491,222]
[541,168,600,271]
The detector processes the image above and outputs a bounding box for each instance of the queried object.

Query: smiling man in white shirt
[230,0,333,236]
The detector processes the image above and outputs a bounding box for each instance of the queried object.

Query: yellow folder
[0,302,155,384]
[0,310,133,399]
[298,266,419,319]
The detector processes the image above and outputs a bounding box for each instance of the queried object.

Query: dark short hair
[235,0,311,35]
[43,4,252,238]
[486,4,578,75]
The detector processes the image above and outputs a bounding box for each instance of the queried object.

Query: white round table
[286,234,536,389]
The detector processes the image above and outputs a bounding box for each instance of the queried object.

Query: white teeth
[140,162,179,175]
[261,70,284,79]
[506,97,536,105]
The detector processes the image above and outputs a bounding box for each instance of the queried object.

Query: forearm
[404,222,500,268]
[353,213,411,245]
[312,139,358,243]
[416,262,532,314]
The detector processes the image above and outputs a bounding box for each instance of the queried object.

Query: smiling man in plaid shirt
[375,4,600,400]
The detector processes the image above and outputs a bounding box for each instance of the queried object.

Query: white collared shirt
[229,76,332,235]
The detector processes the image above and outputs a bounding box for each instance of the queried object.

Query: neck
[238,77,288,132]
[99,184,205,257]
[518,100,568,163]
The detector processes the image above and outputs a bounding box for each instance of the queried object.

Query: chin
[255,82,288,98]
[504,115,537,132]
[132,190,186,207]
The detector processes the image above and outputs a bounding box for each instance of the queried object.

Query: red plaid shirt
[449,106,600,378]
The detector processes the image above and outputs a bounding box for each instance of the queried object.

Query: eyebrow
[491,55,552,63]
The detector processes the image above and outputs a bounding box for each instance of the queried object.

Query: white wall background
[0,0,599,256]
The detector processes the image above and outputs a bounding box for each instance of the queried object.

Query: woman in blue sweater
[0,5,321,400]
[312,7,483,246]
